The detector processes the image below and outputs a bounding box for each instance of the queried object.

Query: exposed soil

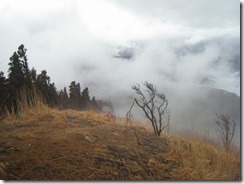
[0,112,176,180]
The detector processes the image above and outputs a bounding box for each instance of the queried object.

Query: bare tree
[127,81,170,137]
[215,113,236,151]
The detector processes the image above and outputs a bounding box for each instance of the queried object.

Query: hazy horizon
[0,0,240,99]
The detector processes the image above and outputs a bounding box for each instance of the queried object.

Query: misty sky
[0,0,240,99]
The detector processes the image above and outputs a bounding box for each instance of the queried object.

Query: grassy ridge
[0,100,240,180]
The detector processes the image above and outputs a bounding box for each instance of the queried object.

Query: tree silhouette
[81,87,90,110]
[30,67,37,83]
[35,70,58,106]
[58,87,69,109]
[127,81,170,137]
[0,72,8,116]
[69,81,81,109]
[7,44,33,112]
[8,44,31,89]
[215,113,236,151]
[0,44,108,114]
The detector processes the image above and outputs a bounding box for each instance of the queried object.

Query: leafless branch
[129,81,170,137]
[215,113,236,151]
[125,100,140,145]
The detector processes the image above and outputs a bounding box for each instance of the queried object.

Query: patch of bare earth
[0,111,174,180]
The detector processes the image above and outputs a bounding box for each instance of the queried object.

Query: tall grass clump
[165,129,240,180]
[5,85,50,121]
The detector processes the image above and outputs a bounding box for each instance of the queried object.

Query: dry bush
[129,82,170,137]
[215,113,236,151]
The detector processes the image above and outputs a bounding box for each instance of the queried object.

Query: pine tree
[81,87,90,110]
[7,44,32,112]
[0,72,8,116]
[58,87,70,109]
[47,82,59,106]
[90,96,99,111]
[35,70,58,106]
[69,81,81,109]
[8,44,31,89]
[30,67,37,83]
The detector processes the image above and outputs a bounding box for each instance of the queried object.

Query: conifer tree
[58,87,69,109]
[8,44,31,89]
[69,81,81,109]
[36,70,58,106]
[0,72,8,115]
[7,44,32,112]
[81,87,90,110]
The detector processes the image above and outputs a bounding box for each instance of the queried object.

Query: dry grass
[62,109,116,124]
[164,135,240,180]
[5,85,47,120]
[0,104,240,180]
[0,107,168,180]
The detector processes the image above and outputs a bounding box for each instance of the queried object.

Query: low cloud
[0,0,240,142]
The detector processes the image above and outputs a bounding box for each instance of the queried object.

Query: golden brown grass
[4,84,115,128]
[164,135,240,180]
[0,103,240,180]
[5,85,47,119]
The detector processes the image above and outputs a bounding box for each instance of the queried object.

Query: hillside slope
[0,109,240,180]
[108,86,240,145]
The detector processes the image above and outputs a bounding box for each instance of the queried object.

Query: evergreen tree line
[0,44,112,116]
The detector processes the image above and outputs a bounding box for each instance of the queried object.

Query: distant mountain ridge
[169,86,240,145]
[110,85,240,146]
